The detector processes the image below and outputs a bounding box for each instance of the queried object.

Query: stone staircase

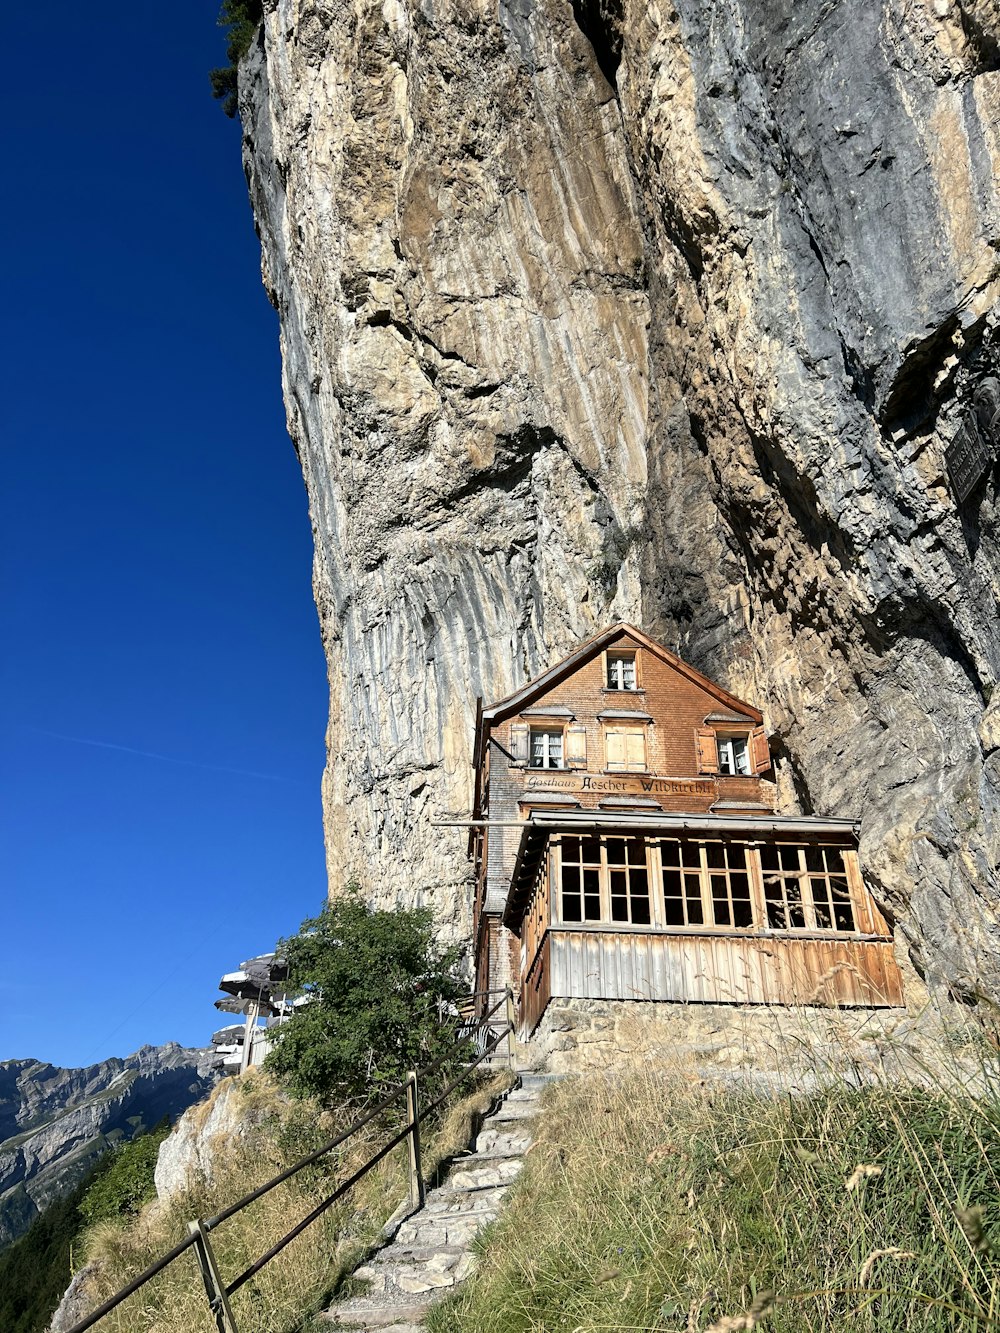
[322,1072,551,1332]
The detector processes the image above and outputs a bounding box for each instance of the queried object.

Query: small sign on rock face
[946,376,1000,504]
[947,424,992,502]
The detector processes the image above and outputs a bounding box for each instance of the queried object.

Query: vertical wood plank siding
[521,935,552,1035]
[545,930,903,1012]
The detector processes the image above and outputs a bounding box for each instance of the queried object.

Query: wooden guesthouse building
[469,624,903,1034]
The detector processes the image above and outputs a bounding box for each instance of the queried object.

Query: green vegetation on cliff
[210,0,263,117]
[78,1120,170,1227]
[0,1167,101,1333]
[430,1064,1000,1333]
[0,1122,168,1333]
[265,894,470,1106]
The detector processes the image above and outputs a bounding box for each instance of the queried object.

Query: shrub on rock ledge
[265,891,470,1107]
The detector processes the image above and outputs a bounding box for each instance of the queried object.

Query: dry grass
[428,1055,1000,1333]
[72,1067,513,1333]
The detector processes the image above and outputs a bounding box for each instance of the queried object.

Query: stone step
[322,1299,433,1327]
[395,1214,485,1248]
[353,1249,478,1297]
[421,1184,509,1215]
[322,1073,540,1329]
[489,1099,539,1114]
[445,1157,524,1191]
[487,1103,539,1124]
[471,1127,534,1156]
[517,1071,561,1089]
[454,1149,527,1168]
[366,1242,468,1267]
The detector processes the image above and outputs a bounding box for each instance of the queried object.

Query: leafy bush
[210,0,264,118]
[265,892,470,1107]
[79,1120,171,1226]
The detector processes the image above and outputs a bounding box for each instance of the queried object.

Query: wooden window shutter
[625,731,646,771]
[750,726,771,774]
[695,727,719,774]
[509,722,529,764]
[605,731,626,769]
[565,725,587,768]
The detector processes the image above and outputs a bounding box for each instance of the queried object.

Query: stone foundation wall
[527,989,986,1091]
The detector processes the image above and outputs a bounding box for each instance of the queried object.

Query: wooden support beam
[189,1220,240,1333]
[405,1072,425,1211]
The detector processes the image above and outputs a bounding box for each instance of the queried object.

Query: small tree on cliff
[265,890,470,1106]
[210,0,264,118]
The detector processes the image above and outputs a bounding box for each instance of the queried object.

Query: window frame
[548,835,871,938]
[557,834,604,923]
[716,733,752,776]
[605,650,639,692]
[605,836,653,926]
[659,839,758,929]
[603,724,649,773]
[528,726,566,770]
[758,842,857,933]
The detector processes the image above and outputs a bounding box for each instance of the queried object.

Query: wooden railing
[62,990,517,1333]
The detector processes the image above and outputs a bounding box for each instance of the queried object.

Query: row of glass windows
[556,836,858,933]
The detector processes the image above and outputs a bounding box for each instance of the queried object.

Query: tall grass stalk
[429,1054,1000,1333]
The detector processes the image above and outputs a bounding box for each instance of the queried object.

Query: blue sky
[2,4,330,1067]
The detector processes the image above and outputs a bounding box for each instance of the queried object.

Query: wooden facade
[470,623,904,1032]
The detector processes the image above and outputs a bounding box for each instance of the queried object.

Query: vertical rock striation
[241,0,1000,998]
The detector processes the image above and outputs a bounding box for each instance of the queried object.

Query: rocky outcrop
[49,1265,100,1333]
[0,1044,217,1248]
[153,1076,269,1204]
[239,0,1000,998]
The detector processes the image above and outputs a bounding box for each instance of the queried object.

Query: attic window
[606,651,637,691]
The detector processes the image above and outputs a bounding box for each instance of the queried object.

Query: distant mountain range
[0,1044,218,1249]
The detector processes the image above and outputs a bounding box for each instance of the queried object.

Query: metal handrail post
[505,986,517,1068]
[405,1071,425,1210]
[189,1219,240,1333]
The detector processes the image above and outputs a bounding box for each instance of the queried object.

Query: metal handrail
[226,1023,511,1299]
[224,1120,414,1296]
[61,989,516,1333]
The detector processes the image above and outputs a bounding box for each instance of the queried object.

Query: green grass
[428,1064,1000,1333]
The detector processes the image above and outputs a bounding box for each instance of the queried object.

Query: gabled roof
[480,622,764,727]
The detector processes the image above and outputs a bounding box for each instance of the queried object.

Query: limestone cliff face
[241,0,1000,997]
